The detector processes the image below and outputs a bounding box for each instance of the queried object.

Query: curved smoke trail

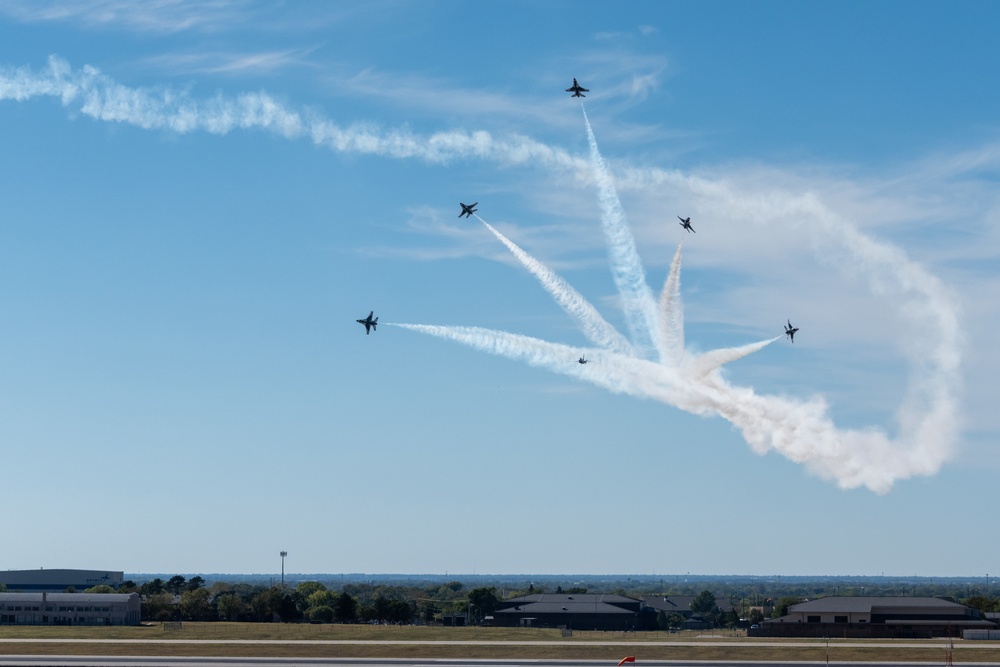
[396,115,961,494]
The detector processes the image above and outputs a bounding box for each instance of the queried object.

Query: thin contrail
[475,214,633,355]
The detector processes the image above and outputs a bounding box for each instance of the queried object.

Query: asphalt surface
[4,659,1000,667]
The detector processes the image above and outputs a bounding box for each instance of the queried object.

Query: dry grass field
[1,623,999,663]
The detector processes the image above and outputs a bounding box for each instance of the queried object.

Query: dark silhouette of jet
[678,216,696,233]
[459,202,478,218]
[578,356,589,364]
[784,320,799,343]
[357,311,378,335]
[566,78,589,97]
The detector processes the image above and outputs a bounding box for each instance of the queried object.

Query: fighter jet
[678,216,696,233]
[784,320,799,343]
[566,78,589,97]
[357,311,378,335]
[459,202,478,218]
[578,356,589,364]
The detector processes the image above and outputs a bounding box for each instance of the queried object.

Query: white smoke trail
[399,131,961,492]
[626,173,962,487]
[387,323,685,404]
[0,56,589,171]
[686,337,782,378]
[658,244,685,366]
[1,56,962,491]
[476,215,633,355]
[581,105,663,361]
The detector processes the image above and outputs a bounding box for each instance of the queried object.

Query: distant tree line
[57,575,1000,625]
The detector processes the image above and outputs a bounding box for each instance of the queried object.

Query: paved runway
[4,659,1000,667]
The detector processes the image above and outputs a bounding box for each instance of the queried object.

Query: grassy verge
[0,623,998,663]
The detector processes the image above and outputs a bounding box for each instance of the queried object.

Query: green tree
[217,592,248,621]
[166,576,187,595]
[965,595,1000,613]
[141,578,165,596]
[297,581,328,598]
[84,584,115,594]
[307,589,339,613]
[179,588,214,621]
[467,587,500,624]
[690,590,717,614]
[293,583,330,615]
[309,605,334,623]
[667,612,685,629]
[772,596,803,618]
[334,592,357,623]
[356,601,375,623]
[690,590,719,627]
[250,587,284,622]
[748,608,765,625]
[142,592,176,622]
[269,593,300,622]
[185,576,205,592]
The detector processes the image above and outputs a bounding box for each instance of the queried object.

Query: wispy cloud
[0,0,254,34]
[140,47,320,77]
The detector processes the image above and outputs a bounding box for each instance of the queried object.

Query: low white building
[0,592,140,626]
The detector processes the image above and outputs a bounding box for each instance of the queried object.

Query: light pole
[280,551,287,591]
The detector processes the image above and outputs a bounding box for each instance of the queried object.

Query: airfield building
[494,593,650,630]
[752,596,996,638]
[0,569,123,592]
[0,592,140,626]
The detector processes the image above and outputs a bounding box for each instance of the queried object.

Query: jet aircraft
[459,202,478,218]
[357,311,378,335]
[565,78,589,97]
[678,216,696,233]
[578,356,589,364]
[784,320,799,343]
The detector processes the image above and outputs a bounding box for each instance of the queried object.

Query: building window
[834,616,848,623]
[807,615,821,623]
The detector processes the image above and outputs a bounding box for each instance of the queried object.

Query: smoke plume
[393,108,962,494]
[1,57,962,492]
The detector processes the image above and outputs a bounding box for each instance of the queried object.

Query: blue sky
[1,1,998,578]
